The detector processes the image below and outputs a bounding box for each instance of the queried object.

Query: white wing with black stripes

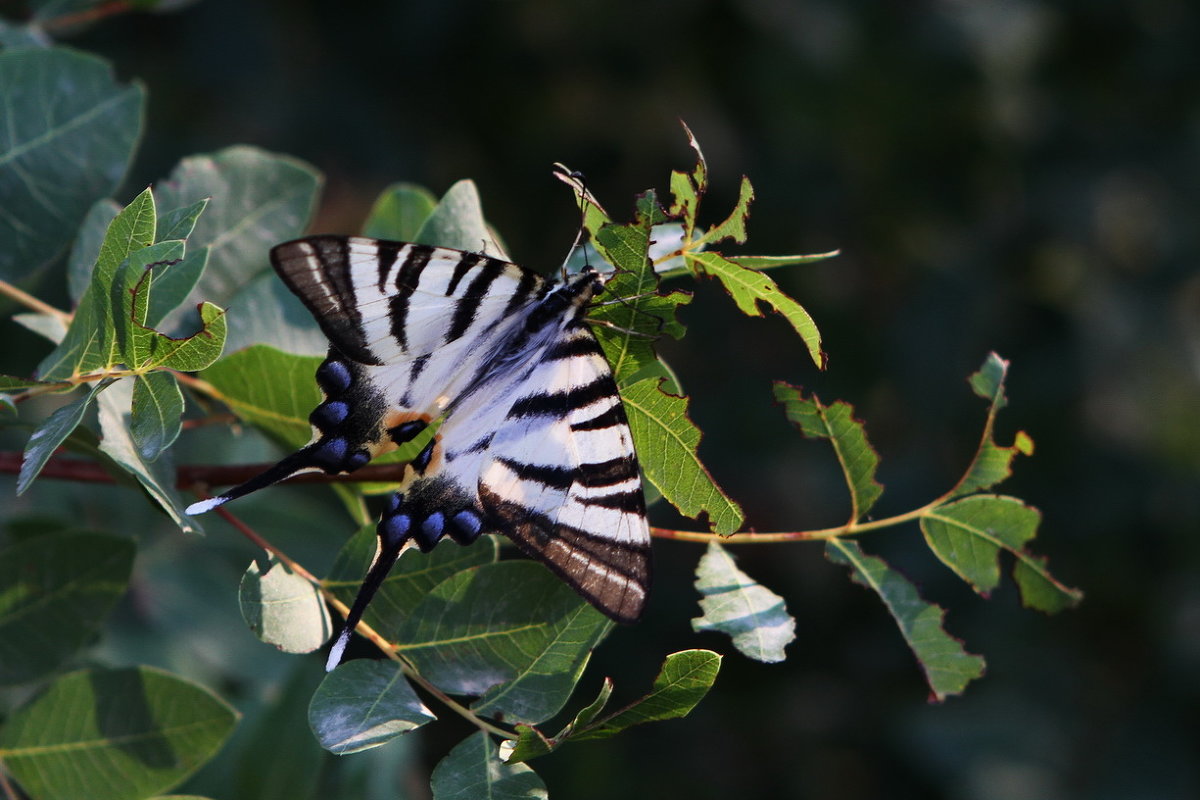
[184,235,651,668]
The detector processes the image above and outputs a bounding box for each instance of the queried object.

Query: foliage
[0,24,1079,800]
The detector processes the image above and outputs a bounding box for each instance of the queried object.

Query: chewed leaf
[691,542,795,663]
[571,650,721,741]
[826,538,985,701]
[691,251,825,369]
[949,353,1032,498]
[38,187,157,380]
[773,383,883,523]
[240,555,331,654]
[920,495,1082,612]
[501,678,615,764]
[621,378,744,536]
[309,660,435,754]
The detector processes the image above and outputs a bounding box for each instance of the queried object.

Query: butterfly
[186,235,651,669]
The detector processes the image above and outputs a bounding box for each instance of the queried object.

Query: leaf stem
[41,0,132,31]
[0,278,72,322]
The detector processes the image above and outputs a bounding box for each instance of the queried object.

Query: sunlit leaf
[949,353,1033,498]
[773,383,883,522]
[620,378,743,535]
[198,345,322,449]
[571,650,721,741]
[826,538,985,701]
[67,199,121,303]
[0,666,237,800]
[0,530,134,685]
[240,555,332,654]
[0,48,143,282]
[309,660,435,754]
[691,542,795,663]
[431,732,547,800]
[690,251,825,369]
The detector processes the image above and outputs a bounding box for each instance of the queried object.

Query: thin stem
[0,278,71,322]
[41,0,132,31]
[0,763,18,800]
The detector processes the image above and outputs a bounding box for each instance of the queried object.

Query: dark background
[43,0,1200,797]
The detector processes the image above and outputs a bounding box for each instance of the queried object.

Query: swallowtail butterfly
[186,236,651,668]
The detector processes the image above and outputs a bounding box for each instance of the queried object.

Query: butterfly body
[187,235,651,668]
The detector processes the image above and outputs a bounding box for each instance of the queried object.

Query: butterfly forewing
[189,234,652,664]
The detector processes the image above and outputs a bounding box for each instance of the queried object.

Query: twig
[41,0,132,31]
[0,278,71,322]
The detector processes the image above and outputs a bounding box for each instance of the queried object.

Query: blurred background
[16,0,1200,797]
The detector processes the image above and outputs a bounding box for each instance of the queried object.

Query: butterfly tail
[325,499,412,670]
[184,444,335,516]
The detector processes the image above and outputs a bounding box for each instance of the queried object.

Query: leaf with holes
[691,542,795,663]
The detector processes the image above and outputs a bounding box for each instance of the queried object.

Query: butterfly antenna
[553,164,593,279]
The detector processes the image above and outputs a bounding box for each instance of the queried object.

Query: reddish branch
[0,451,408,489]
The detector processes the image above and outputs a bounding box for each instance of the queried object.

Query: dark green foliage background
[6,1,1197,798]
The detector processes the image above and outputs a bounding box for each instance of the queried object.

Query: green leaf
[0,530,134,685]
[572,650,721,741]
[157,198,210,243]
[414,180,506,257]
[0,48,143,282]
[111,239,185,363]
[97,378,200,533]
[199,345,324,448]
[0,666,238,800]
[130,371,184,461]
[920,495,1082,612]
[326,526,499,640]
[728,252,841,271]
[773,383,883,522]
[396,562,610,724]
[691,542,795,663]
[17,380,109,494]
[502,678,614,764]
[309,660,435,754]
[0,374,59,390]
[826,538,985,701]
[136,300,228,372]
[949,353,1033,498]
[431,732,547,800]
[143,248,210,330]
[689,250,825,369]
[38,187,157,380]
[154,146,321,308]
[620,378,743,535]
[240,555,332,654]
[362,182,438,240]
